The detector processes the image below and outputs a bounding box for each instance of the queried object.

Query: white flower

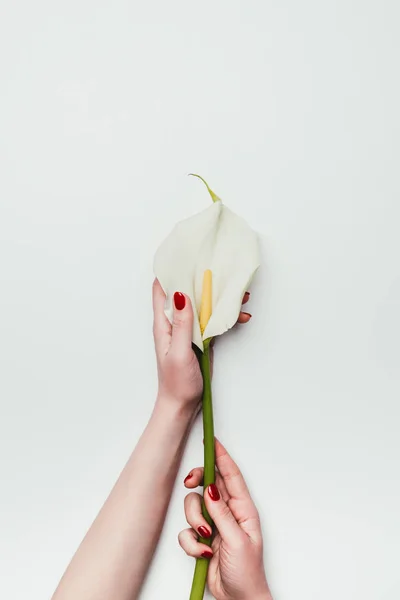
[154,177,260,351]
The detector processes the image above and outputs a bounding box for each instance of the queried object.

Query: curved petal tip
[188,173,222,203]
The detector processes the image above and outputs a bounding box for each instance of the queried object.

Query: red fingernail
[244,291,250,298]
[201,551,213,559]
[243,312,252,318]
[208,484,220,501]
[174,292,186,310]
[198,526,212,539]
[184,472,193,484]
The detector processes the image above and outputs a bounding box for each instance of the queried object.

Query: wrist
[244,583,272,600]
[252,589,273,600]
[155,392,199,423]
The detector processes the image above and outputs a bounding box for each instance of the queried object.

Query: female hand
[153,280,252,412]
[179,439,272,600]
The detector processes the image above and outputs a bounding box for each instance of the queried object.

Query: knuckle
[169,349,189,369]
[250,510,261,529]
[222,467,241,483]
[177,530,187,548]
[254,536,263,550]
[219,502,233,520]
[172,315,186,329]
[184,492,201,513]
[186,491,201,503]
[174,351,188,365]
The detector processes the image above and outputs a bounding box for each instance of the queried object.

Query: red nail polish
[174,292,186,310]
[198,526,212,539]
[208,484,220,501]
[243,312,252,318]
[201,551,213,559]
[184,472,193,484]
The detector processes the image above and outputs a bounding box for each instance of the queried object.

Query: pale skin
[181,440,272,600]
[52,280,271,600]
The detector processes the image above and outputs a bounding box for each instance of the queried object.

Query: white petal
[153,201,260,351]
[154,202,223,350]
[202,206,260,341]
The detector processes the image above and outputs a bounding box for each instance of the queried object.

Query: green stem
[189,339,215,600]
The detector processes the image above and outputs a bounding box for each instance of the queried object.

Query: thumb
[204,484,245,547]
[170,291,194,355]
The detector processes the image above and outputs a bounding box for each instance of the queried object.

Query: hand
[179,439,272,600]
[152,280,252,412]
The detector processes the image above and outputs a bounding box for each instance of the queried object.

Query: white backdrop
[1,2,400,599]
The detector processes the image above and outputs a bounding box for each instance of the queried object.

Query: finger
[184,493,212,539]
[184,468,229,502]
[152,279,171,349]
[183,467,204,487]
[215,439,254,504]
[242,291,250,305]
[178,528,214,559]
[215,439,262,542]
[204,483,245,547]
[170,292,194,356]
[237,311,252,324]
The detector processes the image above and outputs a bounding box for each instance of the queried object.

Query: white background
[1,1,399,599]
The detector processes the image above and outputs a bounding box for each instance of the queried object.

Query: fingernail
[201,551,213,559]
[244,291,250,298]
[208,484,220,501]
[243,312,252,319]
[184,472,193,484]
[174,292,186,310]
[198,526,212,538]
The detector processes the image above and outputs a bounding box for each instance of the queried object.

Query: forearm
[53,397,195,600]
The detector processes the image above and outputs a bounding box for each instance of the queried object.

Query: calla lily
[154,175,260,351]
[154,176,260,600]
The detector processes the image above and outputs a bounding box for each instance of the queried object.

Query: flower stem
[189,338,215,600]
